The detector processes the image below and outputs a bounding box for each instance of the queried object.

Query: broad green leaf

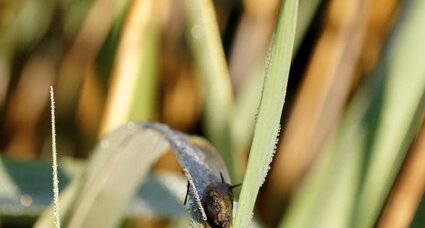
[32,122,233,228]
[65,123,168,228]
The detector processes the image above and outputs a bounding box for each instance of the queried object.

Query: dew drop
[20,194,32,207]
[232,201,238,217]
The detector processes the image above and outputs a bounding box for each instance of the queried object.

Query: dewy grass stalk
[231,0,322,164]
[50,86,61,228]
[234,0,298,227]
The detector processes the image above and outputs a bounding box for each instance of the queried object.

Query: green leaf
[129,22,159,121]
[39,123,170,228]
[184,0,238,181]
[32,122,233,227]
[232,0,323,159]
[234,0,298,226]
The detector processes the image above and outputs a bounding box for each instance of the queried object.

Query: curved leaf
[35,122,232,227]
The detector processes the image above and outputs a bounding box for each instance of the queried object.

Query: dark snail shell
[201,181,233,228]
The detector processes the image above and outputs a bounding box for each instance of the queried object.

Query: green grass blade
[184,0,238,180]
[66,124,170,228]
[129,22,159,121]
[99,0,154,135]
[234,0,298,226]
[49,86,61,228]
[232,0,323,158]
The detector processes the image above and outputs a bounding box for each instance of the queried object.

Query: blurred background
[0,0,424,227]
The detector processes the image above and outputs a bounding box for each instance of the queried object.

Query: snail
[185,174,240,228]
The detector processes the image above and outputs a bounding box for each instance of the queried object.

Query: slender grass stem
[50,86,61,228]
